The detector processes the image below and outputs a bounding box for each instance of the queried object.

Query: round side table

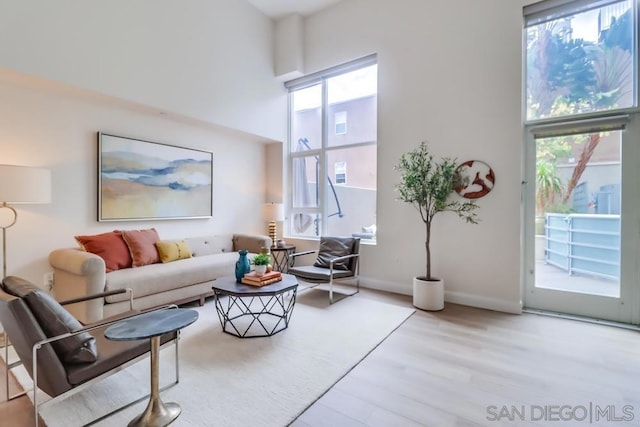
[105,308,198,426]
[270,245,296,273]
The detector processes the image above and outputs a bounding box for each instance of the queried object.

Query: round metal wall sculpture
[453,160,495,199]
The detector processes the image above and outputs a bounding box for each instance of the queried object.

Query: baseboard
[359,277,522,314]
[359,277,411,296]
[445,290,522,314]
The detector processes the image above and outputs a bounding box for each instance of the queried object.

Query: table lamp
[0,165,51,278]
[262,203,284,248]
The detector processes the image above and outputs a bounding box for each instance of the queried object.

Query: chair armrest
[329,253,360,276]
[88,304,179,329]
[290,250,318,258]
[32,304,179,349]
[59,288,131,306]
[329,253,360,264]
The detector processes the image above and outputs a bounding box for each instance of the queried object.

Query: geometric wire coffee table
[212,274,298,338]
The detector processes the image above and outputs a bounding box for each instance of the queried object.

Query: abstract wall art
[98,133,213,221]
[453,160,495,199]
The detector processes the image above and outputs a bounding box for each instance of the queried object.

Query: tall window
[523,0,639,322]
[525,0,634,121]
[286,55,377,241]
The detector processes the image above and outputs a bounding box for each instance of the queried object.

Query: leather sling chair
[288,236,360,304]
[0,276,180,427]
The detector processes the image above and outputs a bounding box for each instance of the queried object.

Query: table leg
[128,336,181,427]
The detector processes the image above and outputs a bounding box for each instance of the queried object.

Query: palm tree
[561,44,632,203]
[536,159,564,216]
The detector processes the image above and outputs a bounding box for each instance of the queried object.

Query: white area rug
[32,291,414,426]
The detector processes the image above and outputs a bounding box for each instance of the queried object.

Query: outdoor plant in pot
[252,253,271,276]
[395,141,479,311]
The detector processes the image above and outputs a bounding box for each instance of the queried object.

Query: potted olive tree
[395,141,479,311]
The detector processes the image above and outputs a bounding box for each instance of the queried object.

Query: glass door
[523,0,640,323]
[524,119,640,323]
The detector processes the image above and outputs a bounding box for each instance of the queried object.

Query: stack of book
[241,270,282,286]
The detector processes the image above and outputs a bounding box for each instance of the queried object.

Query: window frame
[523,0,638,123]
[285,55,377,240]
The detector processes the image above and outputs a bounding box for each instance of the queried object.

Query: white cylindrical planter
[413,277,444,311]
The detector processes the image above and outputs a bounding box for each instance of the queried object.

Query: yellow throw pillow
[155,240,192,263]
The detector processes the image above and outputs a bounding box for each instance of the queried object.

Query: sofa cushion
[104,252,241,303]
[2,276,98,364]
[75,231,132,273]
[155,240,193,263]
[184,235,233,257]
[313,237,355,271]
[233,233,271,254]
[122,228,161,267]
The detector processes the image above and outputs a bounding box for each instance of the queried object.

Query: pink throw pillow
[121,228,161,267]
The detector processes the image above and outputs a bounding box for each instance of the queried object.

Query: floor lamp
[262,203,284,248]
[0,165,52,279]
[0,165,50,390]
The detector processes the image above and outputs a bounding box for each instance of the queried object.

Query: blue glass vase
[235,249,250,282]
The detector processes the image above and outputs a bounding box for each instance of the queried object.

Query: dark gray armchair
[288,236,361,304]
[0,276,179,427]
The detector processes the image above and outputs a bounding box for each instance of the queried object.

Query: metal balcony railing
[545,213,620,280]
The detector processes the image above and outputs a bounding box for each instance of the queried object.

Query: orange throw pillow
[122,228,161,267]
[75,231,132,272]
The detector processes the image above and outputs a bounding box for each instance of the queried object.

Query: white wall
[275,14,305,80]
[0,0,287,141]
[293,0,530,313]
[0,69,268,287]
[0,0,533,312]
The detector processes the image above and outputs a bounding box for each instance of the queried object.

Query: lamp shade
[262,203,284,221]
[0,165,51,204]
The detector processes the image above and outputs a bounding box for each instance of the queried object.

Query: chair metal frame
[4,287,135,402]
[2,288,181,427]
[289,249,360,304]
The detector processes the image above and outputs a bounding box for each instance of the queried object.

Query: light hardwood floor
[2,290,640,426]
[294,291,640,426]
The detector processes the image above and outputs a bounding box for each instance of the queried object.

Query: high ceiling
[246,0,344,19]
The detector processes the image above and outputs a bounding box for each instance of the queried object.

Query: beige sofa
[49,233,271,324]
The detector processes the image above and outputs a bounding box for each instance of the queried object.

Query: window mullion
[325,140,377,152]
[319,78,329,236]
